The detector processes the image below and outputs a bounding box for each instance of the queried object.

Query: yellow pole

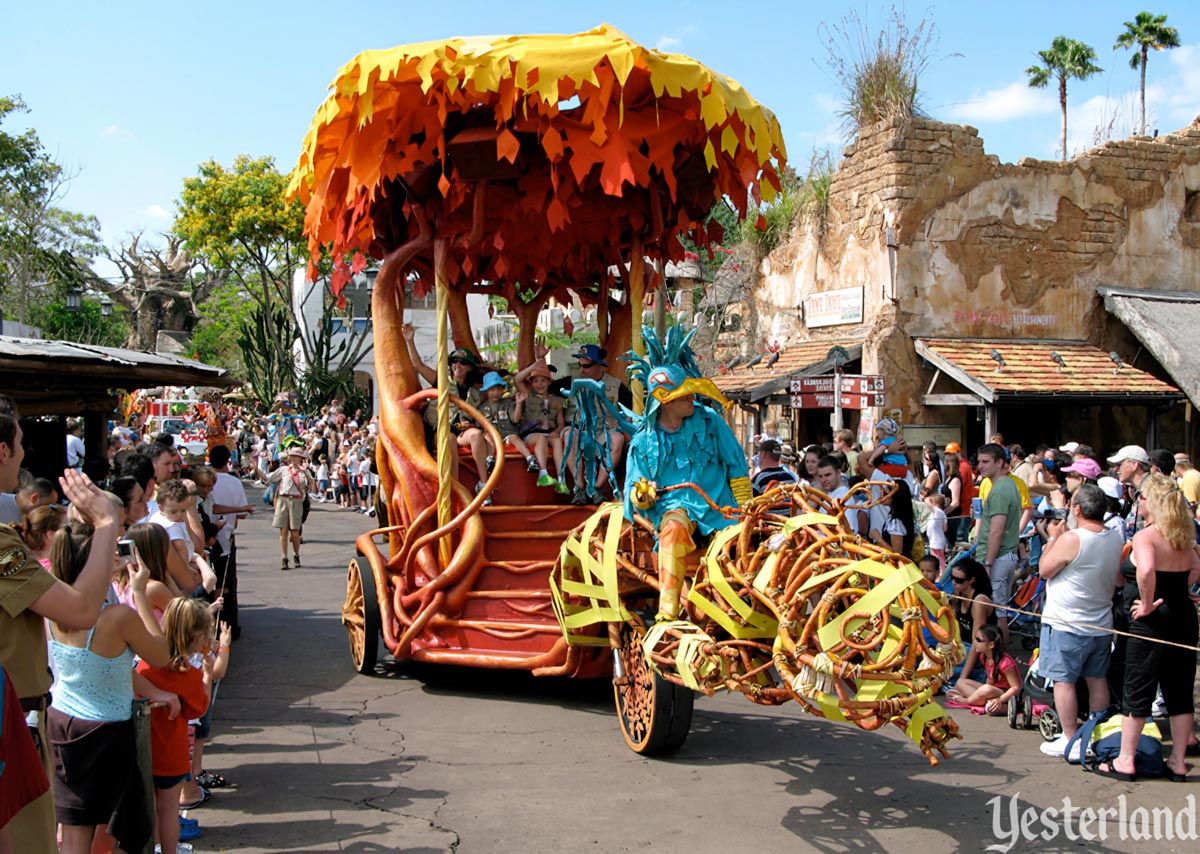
[434,238,452,567]
[628,237,645,415]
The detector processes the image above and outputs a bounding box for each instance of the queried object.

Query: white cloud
[1162,43,1200,126]
[143,204,170,219]
[946,80,1057,123]
[654,25,694,53]
[99,125,119,137]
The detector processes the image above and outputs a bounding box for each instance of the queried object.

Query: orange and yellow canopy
[288,23,787,298]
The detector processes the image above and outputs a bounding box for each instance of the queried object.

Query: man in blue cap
[560,344,632,502]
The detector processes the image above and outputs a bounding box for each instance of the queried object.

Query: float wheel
[342,556,380,674]
[612,621,694,755]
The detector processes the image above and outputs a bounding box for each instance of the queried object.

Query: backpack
[1064,706,1163,777]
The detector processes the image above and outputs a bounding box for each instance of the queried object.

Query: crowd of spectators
[745,425,1200,778]
[0,394,246,853]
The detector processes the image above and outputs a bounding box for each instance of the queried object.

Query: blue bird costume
[566,324,751,620]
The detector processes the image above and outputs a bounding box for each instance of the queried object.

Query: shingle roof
[915,338,1178,400]
[712,339,860,396]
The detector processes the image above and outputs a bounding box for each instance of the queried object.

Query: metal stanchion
[133,698,156,854]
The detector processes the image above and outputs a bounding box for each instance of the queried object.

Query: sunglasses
[951,575,968,583]
[448,358,470,366]
[577,361,597,369]
[974,636,989,644]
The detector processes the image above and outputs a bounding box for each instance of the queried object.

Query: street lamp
[100,295,113,317]
[65,287,83,313]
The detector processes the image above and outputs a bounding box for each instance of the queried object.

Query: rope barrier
[944,590,1200,654]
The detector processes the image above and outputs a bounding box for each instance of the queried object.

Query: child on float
[136,598,214,854]
[513,359,569,493]
[477,372,539,475]
[946,623,1020,715]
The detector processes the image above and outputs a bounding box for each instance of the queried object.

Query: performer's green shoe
[536,473,556,487]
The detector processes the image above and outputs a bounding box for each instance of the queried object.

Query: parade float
[289,24,962,764]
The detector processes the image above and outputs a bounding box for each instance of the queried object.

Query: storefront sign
[790,375,885,395]
[804,286,864,328]
[791,391,886,409]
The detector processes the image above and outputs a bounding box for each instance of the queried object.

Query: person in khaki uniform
[0,396,122,854]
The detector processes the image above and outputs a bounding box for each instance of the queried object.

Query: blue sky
[5,1,1200,273]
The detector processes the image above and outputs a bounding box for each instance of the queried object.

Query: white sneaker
[1039,734,1069,757]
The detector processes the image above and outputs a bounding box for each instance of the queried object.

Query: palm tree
[1115,12,1181,136]
[1026,37,1104,161]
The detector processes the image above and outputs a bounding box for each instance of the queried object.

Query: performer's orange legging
[656,508,697,619]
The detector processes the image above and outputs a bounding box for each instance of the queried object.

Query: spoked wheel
[1021,694,1035,730]
[1039,708,1061,741]
[612,621,694,755]
[342,556,381,674]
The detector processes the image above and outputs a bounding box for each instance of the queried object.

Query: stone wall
[758,115,1200,430]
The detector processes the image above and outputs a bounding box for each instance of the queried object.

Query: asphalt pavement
[195,486,1200,854]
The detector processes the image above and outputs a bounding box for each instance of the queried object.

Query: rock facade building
[746,115,1200,452]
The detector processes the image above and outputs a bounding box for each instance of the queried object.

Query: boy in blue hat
[476,372,540,494]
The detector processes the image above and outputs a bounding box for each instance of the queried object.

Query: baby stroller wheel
[1021,636,1036,651]
[1021,693,1035,730]
[1039,708,1061,741]
[1007,694,1020,728]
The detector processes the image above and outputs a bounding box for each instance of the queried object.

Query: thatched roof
[1100,286,1200,406]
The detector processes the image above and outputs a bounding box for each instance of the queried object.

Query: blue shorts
[154,772,192,789]
[192,680,220,739]
[1038,624,1111,683]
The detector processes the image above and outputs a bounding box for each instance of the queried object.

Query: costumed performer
[622,328,751,629]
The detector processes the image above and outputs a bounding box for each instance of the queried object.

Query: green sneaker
[536,473,556,487]
[554,479,571,495]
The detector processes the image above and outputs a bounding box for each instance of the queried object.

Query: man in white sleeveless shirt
[1035,483,1124,757]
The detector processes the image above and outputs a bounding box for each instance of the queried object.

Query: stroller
[1006,647,1059,740]
[1000,570,1045,651]
[1008,643,1123,741]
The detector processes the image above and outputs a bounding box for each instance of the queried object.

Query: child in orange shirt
[136,598,213,854]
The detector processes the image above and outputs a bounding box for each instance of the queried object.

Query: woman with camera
[46,521,172,853]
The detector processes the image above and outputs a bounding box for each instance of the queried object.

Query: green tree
[0,95,103,324]
[1026,37,1103,161]
[174,155,372,401]
[1114,12,1180,137]
[174,155,306,357]
[190,277,256,369]
[29,295,127,347]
